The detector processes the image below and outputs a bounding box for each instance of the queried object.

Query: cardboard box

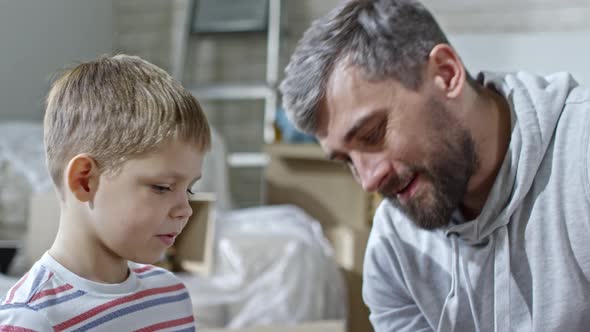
[264,144,376,332]
[265,143,380,231]
[26,191,217,276]
[325,225,369,275]
[326,225,373,332]
[175,193,216,276]
[201,320,345,332]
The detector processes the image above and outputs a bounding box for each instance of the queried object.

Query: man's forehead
[316,62,361,136]
[318,63,398,142]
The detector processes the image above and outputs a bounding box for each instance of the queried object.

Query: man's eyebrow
[325,110,387,161]
[343,109,386,143]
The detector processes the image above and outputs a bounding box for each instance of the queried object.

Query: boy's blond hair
[44,54,211,192]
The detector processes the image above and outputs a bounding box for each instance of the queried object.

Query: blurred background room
[1,0,589,331]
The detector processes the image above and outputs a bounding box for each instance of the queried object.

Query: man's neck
[460,85,512,220]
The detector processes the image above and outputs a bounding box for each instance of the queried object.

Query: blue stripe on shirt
[26,266,47,299]
[31,290,86,310]
[73,292,190,332]
[0,303,33,311]
[175,327,197,332]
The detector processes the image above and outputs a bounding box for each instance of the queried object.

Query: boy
[0,55,210,331]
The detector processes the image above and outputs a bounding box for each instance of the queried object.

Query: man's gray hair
[279,0,450,134]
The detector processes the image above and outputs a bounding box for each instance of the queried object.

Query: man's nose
[350,151,389,192]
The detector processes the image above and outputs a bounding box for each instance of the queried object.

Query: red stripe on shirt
[134,315,195,332]
[53,283,186,331]
[5,272,29,304]
[132,266,154,274]
[0,325,36,332]
[29,284,74,303]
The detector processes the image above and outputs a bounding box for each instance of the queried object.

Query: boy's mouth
[157,233,178,246]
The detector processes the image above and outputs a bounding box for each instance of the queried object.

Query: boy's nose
[171,197,193,220]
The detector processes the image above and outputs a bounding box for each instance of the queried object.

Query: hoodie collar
[437,71,575,332]
[444,71,573,245]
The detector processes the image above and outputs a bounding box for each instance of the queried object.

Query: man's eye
[338,156,357,175]
[152,185,171,193]
[342,156,353,166]
[362,133,381,144]
[187,189,195,195]
[361,123,386,145]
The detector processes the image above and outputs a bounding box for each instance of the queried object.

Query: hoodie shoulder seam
[564,98,590,105]
[582,110,590,205]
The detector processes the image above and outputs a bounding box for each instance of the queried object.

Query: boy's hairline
[50,135,210,196]
[43,54,212,197]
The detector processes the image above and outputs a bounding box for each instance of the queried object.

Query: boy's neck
[49,217,129,284]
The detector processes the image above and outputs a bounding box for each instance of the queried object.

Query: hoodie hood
[436,71,579,332]
[444,71,578,244]
[364,70,590,332]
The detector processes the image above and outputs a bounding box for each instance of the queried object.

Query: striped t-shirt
[0,252,195,331]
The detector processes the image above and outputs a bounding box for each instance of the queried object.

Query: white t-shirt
[0,252,195,331]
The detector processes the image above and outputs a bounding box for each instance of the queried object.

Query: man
[279,0,590,331]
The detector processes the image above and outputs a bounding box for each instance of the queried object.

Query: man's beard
[381,103,478,230]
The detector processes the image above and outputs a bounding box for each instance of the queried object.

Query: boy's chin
[125,252,165,266]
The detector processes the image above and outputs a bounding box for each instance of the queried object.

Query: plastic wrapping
[177,205,347,329]
[0,122,52,228]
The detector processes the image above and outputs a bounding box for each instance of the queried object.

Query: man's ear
[426,44,466,99]
[65,154,99,202]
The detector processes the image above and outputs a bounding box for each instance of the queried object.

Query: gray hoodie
[363,71,590,332]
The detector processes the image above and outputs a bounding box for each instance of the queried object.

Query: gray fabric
[363,71,590,332]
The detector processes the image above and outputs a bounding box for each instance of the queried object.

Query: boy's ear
[426,44,466,99]
[65,154,99,202]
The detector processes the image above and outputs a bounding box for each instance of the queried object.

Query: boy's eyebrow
[152,171,202,183]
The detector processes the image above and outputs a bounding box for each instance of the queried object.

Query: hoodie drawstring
[440,230,514,332]
[437,235,460,332]
[494,226,511,332]
[461,245,483,332]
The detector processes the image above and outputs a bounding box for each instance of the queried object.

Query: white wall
[0,0,113,121]
[450,31,590,86]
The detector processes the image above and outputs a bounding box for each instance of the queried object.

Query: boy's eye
[152,185,171,193]
[187,189,195,195]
